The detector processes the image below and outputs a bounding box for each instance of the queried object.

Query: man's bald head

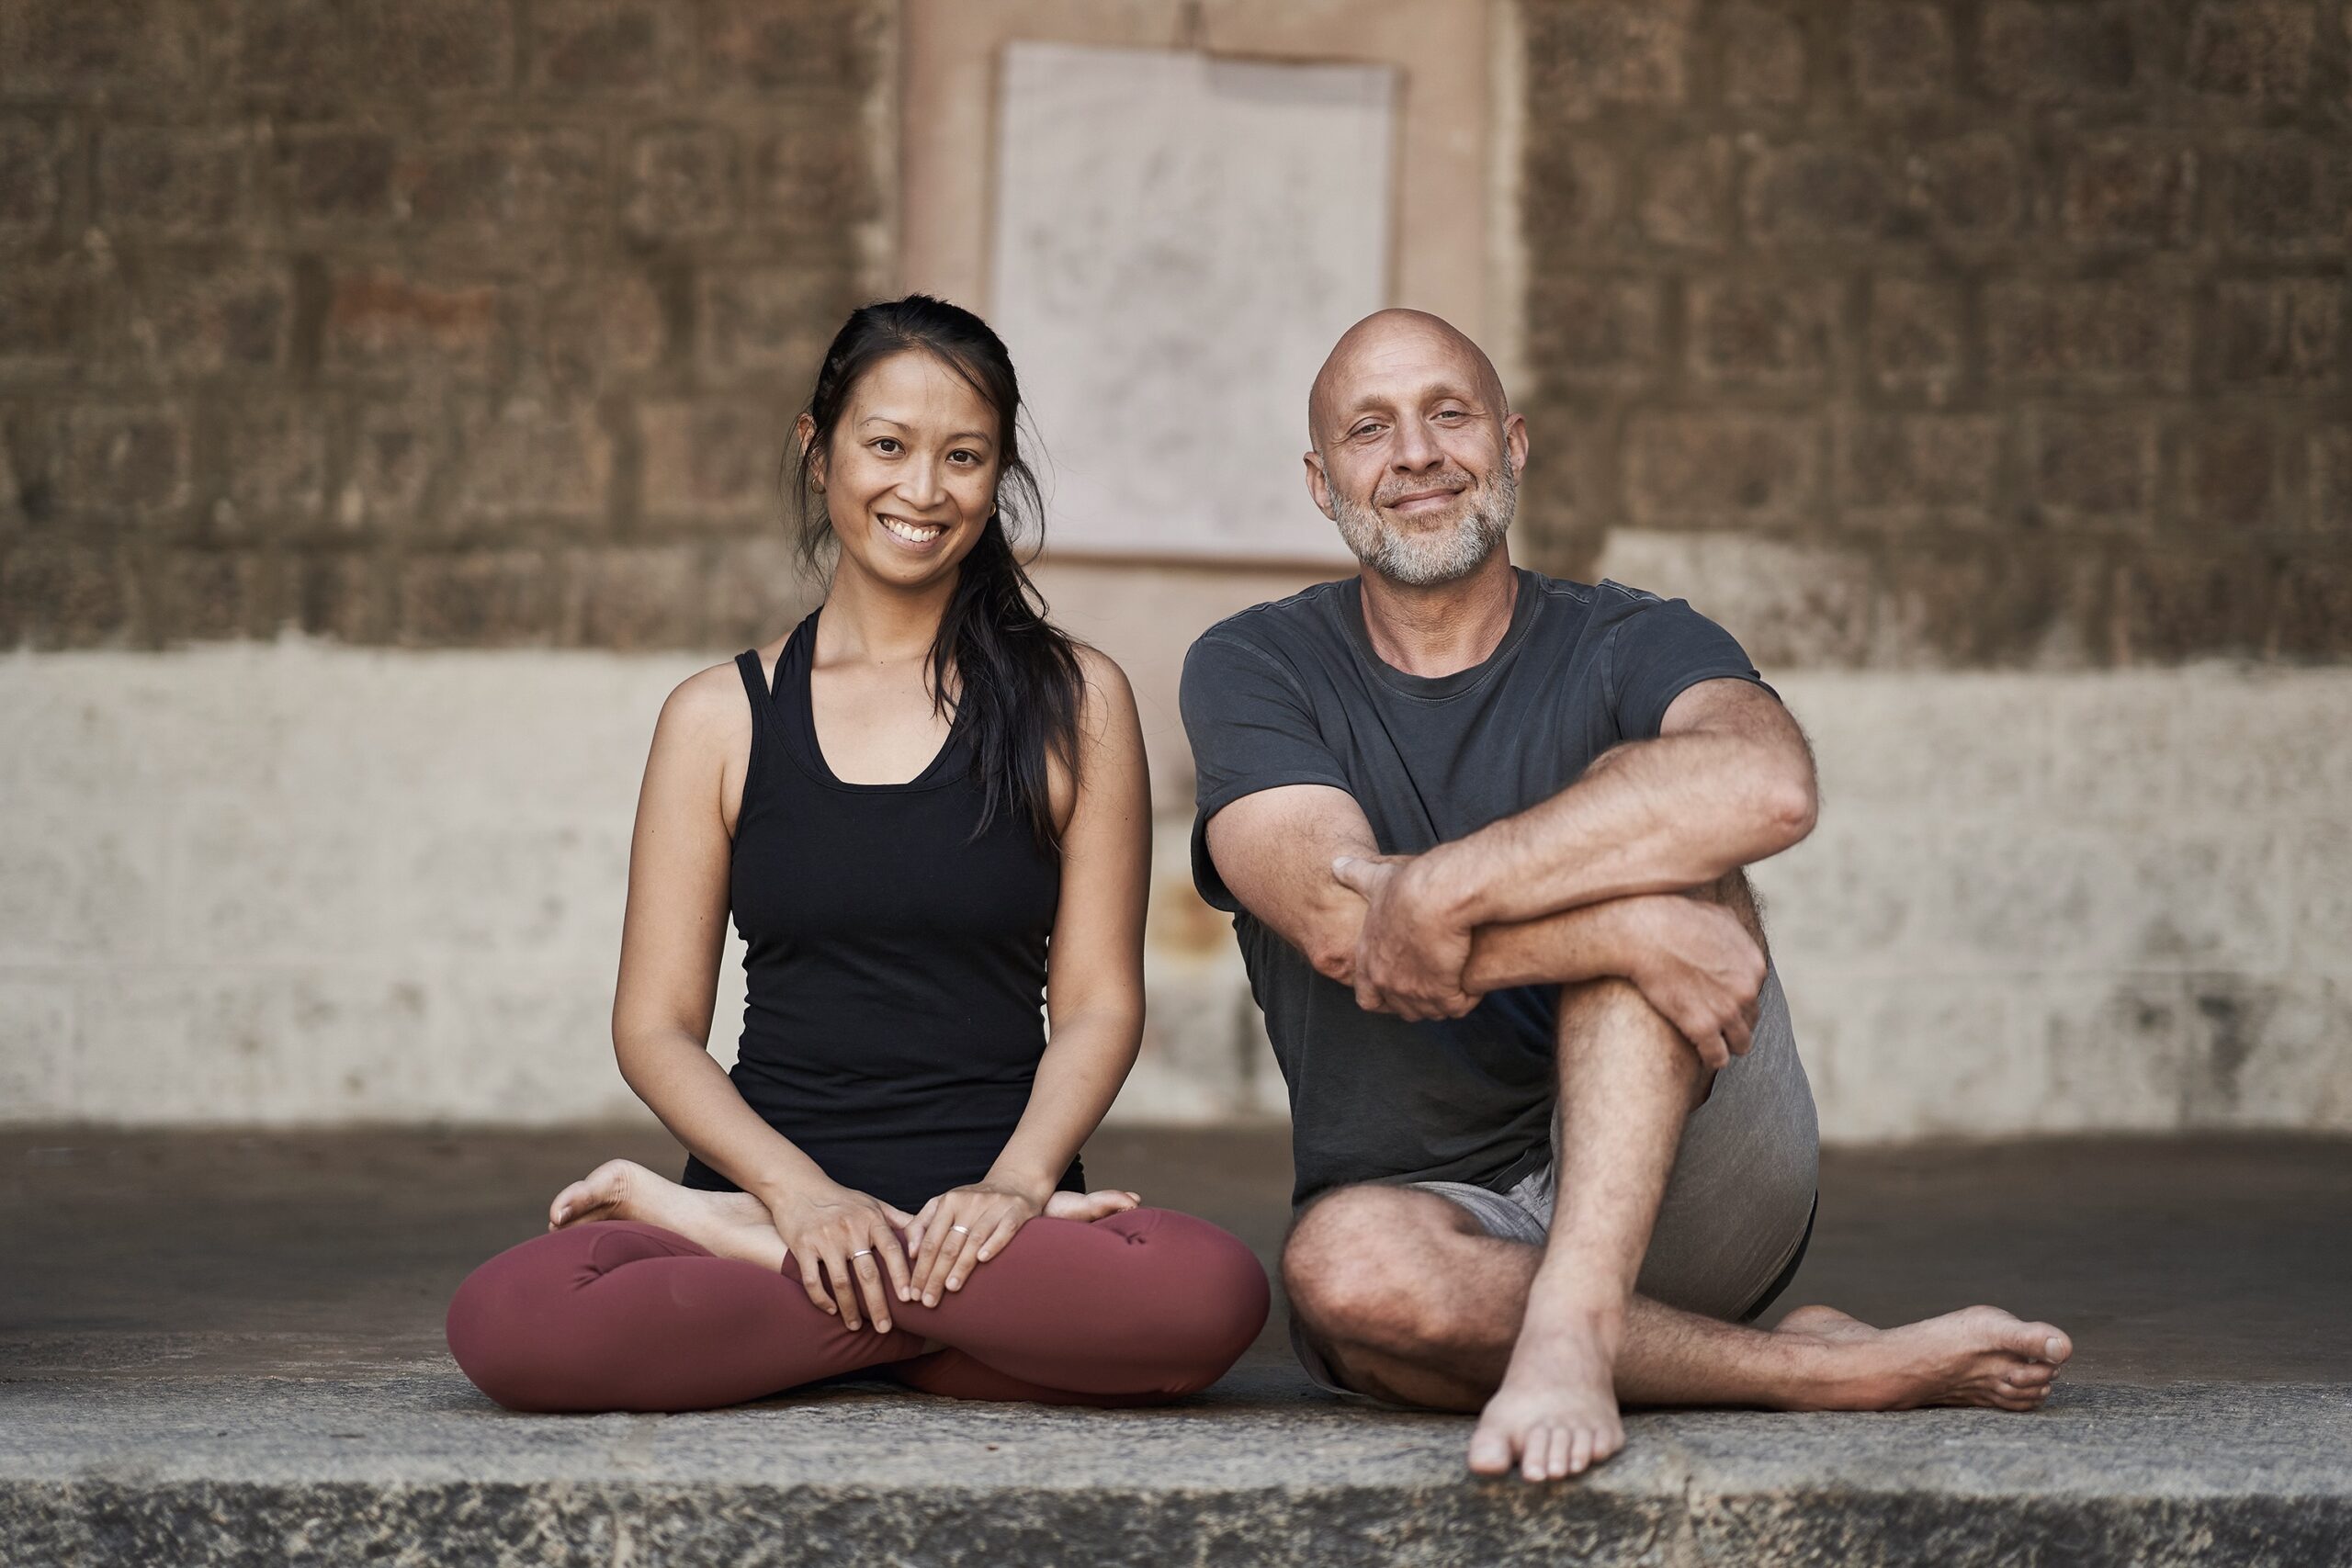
[1306,308,1510,453]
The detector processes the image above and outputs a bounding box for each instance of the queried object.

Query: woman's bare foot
[548,1158,786,1271]
[1467,1311,1625,1483]
[1775,1303,2072,1413]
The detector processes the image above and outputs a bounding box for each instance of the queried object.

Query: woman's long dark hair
[785,294,1085,850]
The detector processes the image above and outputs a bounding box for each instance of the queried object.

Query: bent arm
[610,670,837,1202]
[1415,678,1816,931]
[981,651,1152,1204]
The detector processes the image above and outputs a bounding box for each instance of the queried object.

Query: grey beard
[1330,462,1516,588]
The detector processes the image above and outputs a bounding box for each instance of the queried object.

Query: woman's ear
[796,412,824,492]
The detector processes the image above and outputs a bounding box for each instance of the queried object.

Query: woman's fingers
[797,1251,837,1316]
[942,1214,989,1294]
[849,1245,894,1334]
[873,1220,914,1306]
[824,1247,864,1329]
[973,1211,1020,1264]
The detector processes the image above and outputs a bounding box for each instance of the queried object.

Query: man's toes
[1568,1427,1595,1475]
[1468,1424,1515,1476]
[1521,1429,1550,1483]
[1992,1314,2070,1364]
[2006,1362,2056,1389]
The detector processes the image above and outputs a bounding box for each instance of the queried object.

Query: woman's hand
[761,1181,916,1332]
[903,1183,1144,1307]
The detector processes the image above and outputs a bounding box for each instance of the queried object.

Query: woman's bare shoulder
[650,655,760,759]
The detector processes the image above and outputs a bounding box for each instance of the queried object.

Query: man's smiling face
[1305,310,1529,588]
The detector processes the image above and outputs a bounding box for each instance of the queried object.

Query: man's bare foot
[1775,1303,2072,1413]
[548,1159,786,1271]
[1467,1312,1625,1482]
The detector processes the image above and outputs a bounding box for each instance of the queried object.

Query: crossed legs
[1285,943,2073,1479]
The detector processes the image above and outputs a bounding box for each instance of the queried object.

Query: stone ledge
[5,1374,2347,1567]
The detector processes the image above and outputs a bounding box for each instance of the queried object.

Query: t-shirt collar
[1340,565,1541,702]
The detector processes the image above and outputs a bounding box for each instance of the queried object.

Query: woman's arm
[611,663,915,1328]
[906,647,1152,1305]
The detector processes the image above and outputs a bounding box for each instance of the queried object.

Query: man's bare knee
[1283,1185,1476,1350]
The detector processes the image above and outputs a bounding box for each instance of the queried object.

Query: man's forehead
[1311,311,1501,428]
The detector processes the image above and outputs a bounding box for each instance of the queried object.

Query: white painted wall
[3,640,2346,1138]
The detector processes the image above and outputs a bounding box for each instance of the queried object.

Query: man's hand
[1620,896,1765,1070]
[1330,852,1481,1021]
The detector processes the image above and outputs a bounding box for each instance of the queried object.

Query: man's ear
[1303,448,1337,520]
[1503,411,1530,482]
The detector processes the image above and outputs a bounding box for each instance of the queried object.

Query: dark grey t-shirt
[1180,567,1775,1209]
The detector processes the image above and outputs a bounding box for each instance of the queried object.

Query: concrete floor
[6,1127,2351,1566]
[5,1123,2350,1387]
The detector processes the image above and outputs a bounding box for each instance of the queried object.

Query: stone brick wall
[1514,0,2350,666]
[0,0,889,652]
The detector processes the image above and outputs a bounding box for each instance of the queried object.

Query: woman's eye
[873,438,900,454]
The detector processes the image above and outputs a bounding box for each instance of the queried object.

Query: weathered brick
[1685,276,1838,389]
[393,129,605,230]
[335,400,444,535]
[1513,413,1613,559]
[239,0,513,94]
[2272,558,2352,656]
[1522,0,1694,118]
[1593,528,1872,662]
[397,549,552,644]
[288,548,385,640]
[540,269,668,392]
[1917,132,2021,242]
[1524,276,1663,390]
[0,119,64,233]
[2184,0,2317,103]
[640,400,787,527]
[2312,429,2351,529]
[323,270,504,378]
[1718,3,1804,107]
[2214,277,2343,389]
[2028,408,2157,526]
[559,544,702,648]
[212,398,332,536]
[62,404,191,522]
[528,0,690,94]
[703,0,881,94]
[1979,1,2139,101]
[750,110,879,232]
[1743,144,1895,243]
[153,547,277,642]
[280,128,396,223]
[2,0,222,93]
[1867,276,1968,400]
[457,398,612,526]
[625,125,736,239]
[1623,412,1822,525]
[0,543,137,648]
[0,258,89,367]
[705,533,820,649]
[1521,140,1617,247]
[1634,138,1730,249]
[1837,412,2001,524]
[2111,552,2278,660]
[1870,540,2108,664]
[2218,137,2347,257]
[1850,1,1953,102]
[2182,420,2287,529]
[2061,134,2196,247]
[1987,277,2192,390]
[96,125,246,232]
[108,259,290,375]
[697,266,849,378]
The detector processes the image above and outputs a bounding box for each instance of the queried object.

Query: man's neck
[1357,549,1520,679]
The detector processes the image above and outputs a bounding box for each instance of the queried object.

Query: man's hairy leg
[1289,1191,2075,1423]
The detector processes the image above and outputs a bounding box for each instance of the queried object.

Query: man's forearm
[1422,730,1812,931]
[1460,895,1662,994]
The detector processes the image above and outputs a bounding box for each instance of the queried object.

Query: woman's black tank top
[679,607,1084,1213]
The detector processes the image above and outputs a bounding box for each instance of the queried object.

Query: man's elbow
[1759,768,1818,851]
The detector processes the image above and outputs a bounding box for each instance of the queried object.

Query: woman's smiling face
[806,348,1003,593]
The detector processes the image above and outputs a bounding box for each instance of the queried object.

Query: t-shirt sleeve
[1179,631,1355,913]
[1604,592,1780,741]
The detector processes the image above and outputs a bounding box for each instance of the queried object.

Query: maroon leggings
[446,1207,1270,1413]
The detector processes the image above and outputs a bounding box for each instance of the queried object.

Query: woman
[446,295,1269,1412]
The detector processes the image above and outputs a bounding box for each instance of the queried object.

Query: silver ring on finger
[950,1224,971,1235]
[851,1248,874,1259]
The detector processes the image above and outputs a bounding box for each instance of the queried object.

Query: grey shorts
[1290,965,1820,1403]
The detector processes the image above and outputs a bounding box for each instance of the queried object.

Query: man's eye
[1351,423,1382,438]
[1436,410,1464,421]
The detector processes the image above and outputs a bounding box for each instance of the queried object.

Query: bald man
[1178,310,2072,1482]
